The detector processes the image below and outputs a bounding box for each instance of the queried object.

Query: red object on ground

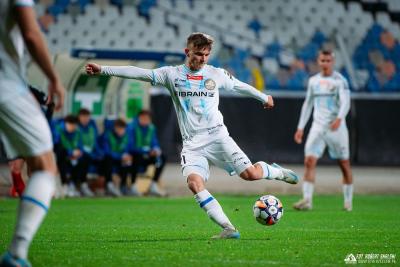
[11,172,25,196]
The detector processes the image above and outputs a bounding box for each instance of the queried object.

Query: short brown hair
[78,108,91,116]
[187,32,214,50]
[319,49,335,58]
[64,115,79,124]
[114,118,127,128]
[138,109,152,117]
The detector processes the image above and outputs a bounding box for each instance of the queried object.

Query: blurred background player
[54,115,92,197]
[0,0,65,266]
[293,49,353,211]
[86,32,298,239]
[6,85,55,197]
[129,110,166,197]
[100,118,135,196]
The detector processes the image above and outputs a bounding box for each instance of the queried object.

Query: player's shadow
[109,238,209,243]
[109,237,269,243]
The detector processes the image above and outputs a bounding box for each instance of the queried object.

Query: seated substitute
[129,110,167,197]
[54,115,91,197]
[100,118,136,196]
[77,108,101,195]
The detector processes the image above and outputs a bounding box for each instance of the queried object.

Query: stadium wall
[151,95,400,166]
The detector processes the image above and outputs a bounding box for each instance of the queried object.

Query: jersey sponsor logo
[177,91,215,97]
[204,79,216,90]
[174,78,186,87]
[186,74,203,80]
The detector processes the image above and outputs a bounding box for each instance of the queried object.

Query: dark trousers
[130,153,166,184]
[100,155,135,187]
[55,146,90,185]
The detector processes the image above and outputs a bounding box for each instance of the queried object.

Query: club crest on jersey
[204,79,216,90]
[319,80,335,91]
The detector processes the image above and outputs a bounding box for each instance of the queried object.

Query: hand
[47,77,65,111]
[294,129,304,144]
[263,95,274,109]
[72,149,82,159]
[85,63,101,75]
[122,153,132,163]
[149,149,160,157]
[330,118,341,131]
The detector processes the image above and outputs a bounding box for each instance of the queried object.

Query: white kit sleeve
[101,65,169,86]
[297,80,314,130]
[337,79,351,120]
[231,78,269,104]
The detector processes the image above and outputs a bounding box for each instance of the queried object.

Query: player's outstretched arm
[85,63,155,83]
[15,5,65,111]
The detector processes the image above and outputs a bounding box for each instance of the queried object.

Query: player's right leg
[293,126,325,211]
[0,92,57,266]
[181,150,239,239]
[187,173,240,239]
[293,156,318,211]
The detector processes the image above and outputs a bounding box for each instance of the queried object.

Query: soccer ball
[253,195,283,226]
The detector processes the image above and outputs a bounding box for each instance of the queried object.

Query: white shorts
[181,135,252,182]
[0,85,53,159]
[305,123,349,160]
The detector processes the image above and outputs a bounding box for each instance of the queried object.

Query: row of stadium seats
[36,0,400,92]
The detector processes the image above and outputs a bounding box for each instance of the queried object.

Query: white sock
[303,181,314,203]
[256,161,283,179]
[343,184,353,204]
[9,171,55,259]
[194,189,235,230]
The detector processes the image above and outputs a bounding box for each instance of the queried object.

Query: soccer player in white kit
[0,1,65,266]
[293,49,354,212]
[86,33,298,239]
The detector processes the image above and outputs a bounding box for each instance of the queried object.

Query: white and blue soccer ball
[253,195,283,226]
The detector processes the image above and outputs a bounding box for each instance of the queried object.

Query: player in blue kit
[86,33,298,239]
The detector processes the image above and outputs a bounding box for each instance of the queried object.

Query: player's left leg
[338,159,353,211]
[240,162,298,184]
[207,136,298,184]
[327,123,353,211]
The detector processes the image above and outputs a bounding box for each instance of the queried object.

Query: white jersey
[0,0,33,103]
[297,71,350,129]
[101,64,268,148]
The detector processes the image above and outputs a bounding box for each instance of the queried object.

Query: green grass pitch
[1,195,399,266]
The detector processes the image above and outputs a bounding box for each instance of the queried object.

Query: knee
[27,151,58,175]
[304,157,317,169]
[187,175,204,193]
